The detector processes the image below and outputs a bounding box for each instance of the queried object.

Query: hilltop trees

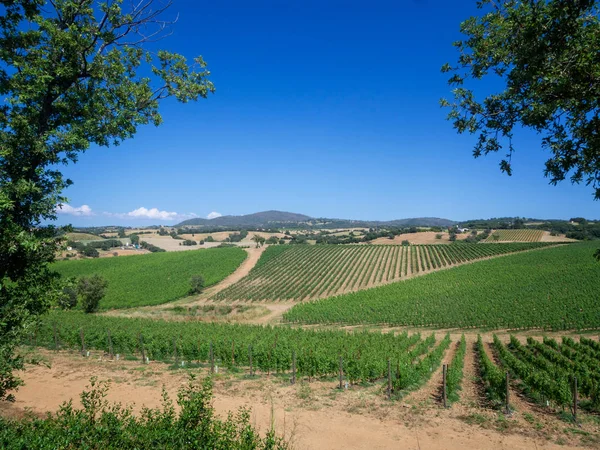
[0,0,213,400]
[442,0,600,200]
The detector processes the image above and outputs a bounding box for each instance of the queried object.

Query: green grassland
[54,247,247,310]
[284,242,600,330]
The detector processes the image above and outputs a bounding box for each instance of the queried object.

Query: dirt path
[2,349,596,449]
[103,246,267,319]
[406,338,457,406]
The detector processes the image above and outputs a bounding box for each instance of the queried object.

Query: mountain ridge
[175,210,455,228]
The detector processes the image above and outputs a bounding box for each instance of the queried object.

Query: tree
[266,236,278,245]
[78,275,108,313]
[252,234,266,248]
[189,275,205,295]
[0,1,213,401]
[57,280,78,310]
[442,0,600,199]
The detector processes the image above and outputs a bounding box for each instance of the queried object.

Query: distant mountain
[175,210,455,229]
[176,210,312,227]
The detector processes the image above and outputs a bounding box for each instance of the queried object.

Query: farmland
[283,242,600,329]
[485,229,544,242]
[54,247,246,310]
[214,242,556,302]
[34,310,449,391]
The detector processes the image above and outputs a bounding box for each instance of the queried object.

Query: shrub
[182,239,197,246]
[435,234,443,240]
[401,240,410,246]
[57,283,78,310]
[189,275,205,295]
[205,236,215,242]
[78,275,108,313]
[0,376,287,449]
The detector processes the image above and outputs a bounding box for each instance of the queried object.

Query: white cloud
[207,211,222,219]
[57,204,94,216]
[105,207,198,221]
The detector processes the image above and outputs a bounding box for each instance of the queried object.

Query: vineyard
[54,247,247,310]
[214,242,555,302]
[34,311,450,393]
[284,242,600,329]
[484,229,544,242]
[479,334,600,414]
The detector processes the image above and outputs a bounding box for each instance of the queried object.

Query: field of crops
[284,242,600,330]
[481,334,600,413]
[54,247,246,310]
[33,311,449,392]
[65,232,104,241]
[484,229,544,242]
[214,243,555,302]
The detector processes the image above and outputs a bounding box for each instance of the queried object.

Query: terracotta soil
[2,347,597,449]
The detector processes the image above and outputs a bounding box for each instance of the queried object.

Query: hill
[176,210,312,227]
[53,247,246,310]
[213,242,555,302]
[284,242,599,330]
[176,210,455,229]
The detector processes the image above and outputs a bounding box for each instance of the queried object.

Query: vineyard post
[249,345,253,376]
[80,329,86,357]
[107,329,113,359]
[292,350,296,385]
[231,340,235,366]
[139,334,146,364]
[53,323,58,351]
[573,376,578,423]
[339,356,343,390]
[210,342,214,374]
[442,364,447,408]
[173,338,178,366]
[387,358,392,400]
[505,371,510,415]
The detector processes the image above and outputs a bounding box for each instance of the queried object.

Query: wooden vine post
[107,329,113,359]
[339,356,343,390]
[80,329,86,357]
[292,350,296,385]
[249,345,253,376]
[53,323,59,351]
[573,376,578,423]
[387,358,392,400]
[173,337,178,366]
[505,371,510,415]
[139,334,146,364]
[442,364,447,408]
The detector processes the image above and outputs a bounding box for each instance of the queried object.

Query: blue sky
[55,0,598,226]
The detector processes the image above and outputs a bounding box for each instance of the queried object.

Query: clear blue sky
[56,0,599,226]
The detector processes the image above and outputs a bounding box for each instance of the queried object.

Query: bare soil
[3,347,597,449]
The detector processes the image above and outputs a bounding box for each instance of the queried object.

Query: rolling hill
[175,210,455,229]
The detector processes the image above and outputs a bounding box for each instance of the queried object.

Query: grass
[53,247,246,310]
[65,232,104,241]
[284,242,600,330]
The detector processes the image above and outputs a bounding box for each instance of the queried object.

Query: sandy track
[3,349,596,450]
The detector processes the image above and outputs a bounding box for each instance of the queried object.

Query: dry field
[371,231,469,245]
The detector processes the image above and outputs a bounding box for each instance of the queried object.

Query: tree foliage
[78,275,108,313]
[0,0,213,400]
[442,0,600,199]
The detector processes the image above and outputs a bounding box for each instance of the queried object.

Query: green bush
[78,275,108,313]
[189,275,205,295]
[0,376,287,449]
